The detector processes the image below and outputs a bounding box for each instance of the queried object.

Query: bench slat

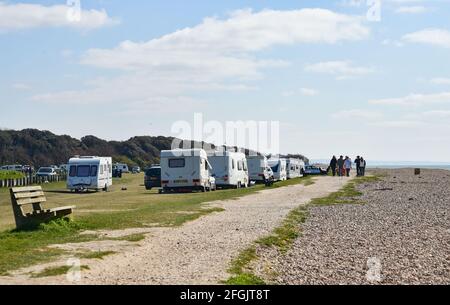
[14,191,46,199]
[11,186,43,193]
[16,196,47,206]
[51,206,76,213]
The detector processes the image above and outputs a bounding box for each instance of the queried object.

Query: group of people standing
[329,156,367,177]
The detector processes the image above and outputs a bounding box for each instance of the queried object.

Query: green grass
[79,251,116,260]
[310,175,381,206]
[0,220,96,275]
[31,265,89,278]
[0,173,314,276]
[225,175,382,285]
[256,205,309,253]
[113,233,146,242]
[0,171,25,180]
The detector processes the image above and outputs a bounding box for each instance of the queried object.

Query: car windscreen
[146,168,161,177]
[270,164,279,173]
[39,168,52,173]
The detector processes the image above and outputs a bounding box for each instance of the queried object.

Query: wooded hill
[0,129,309,168]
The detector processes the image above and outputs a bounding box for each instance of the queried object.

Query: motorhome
[208,151,249,189]
[286,158,306,179]
[160,149,215,192]
[67,156,113,192]
[247,155,272,183]
[268,158,288,181]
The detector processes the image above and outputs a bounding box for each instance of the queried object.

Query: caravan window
[232,160,235,170]
[169,159,185,168]
[77,165,90,177]
[69,166,77,177]
[91,165,98,176]
[243,162,248,171]
[237,161,243,171]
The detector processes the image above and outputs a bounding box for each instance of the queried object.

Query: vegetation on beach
[0,174,312,276]
[225,175,381,285]
[31,265,90,278]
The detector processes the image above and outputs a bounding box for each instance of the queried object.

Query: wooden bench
[10,186,76,230]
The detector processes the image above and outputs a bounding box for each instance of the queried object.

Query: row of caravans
[159,149,305,192]
[62,150,305,193]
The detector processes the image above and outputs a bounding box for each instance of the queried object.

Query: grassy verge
[0,174,313,276]
[225,175,381,285]
[31,265,90,278]
[80,251,116,260]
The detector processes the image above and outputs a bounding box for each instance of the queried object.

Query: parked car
[115,163,129,173]
[1,165,23,171]
[304,165,328,176]
[36,167,58,178]
[132,166,141,174]
[144,166,161,190]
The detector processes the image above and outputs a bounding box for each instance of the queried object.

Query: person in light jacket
[344,156,352,177]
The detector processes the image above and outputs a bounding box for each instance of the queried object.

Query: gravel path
[0,176,349,285]
[267,169,450,285]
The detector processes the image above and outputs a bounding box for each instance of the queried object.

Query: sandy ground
[0,175,350,285]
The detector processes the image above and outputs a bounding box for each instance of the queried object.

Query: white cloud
[300,88,319,96]
[423,110,450,119]
[331,109,383,120]
[304,60,374,80]
[0,2,118,31]
[282,88,319,97]
[430,78,450,85]
[369,92,450,106]
[12,83,31,90]
[402,28,450,48]
[369,120,426,128]
[395,6,428,14]
[34,9,368,108]
[81,9,369,74]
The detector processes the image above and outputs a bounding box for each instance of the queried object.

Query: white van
[286,158,306,179]
[208,151,249,189]
[67,156,113,192]
[268,158,288,181]
[247,155,271,183]
[114,163,129,173]
[161,149,215,192]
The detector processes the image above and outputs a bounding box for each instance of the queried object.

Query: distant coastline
[310,160,450,170]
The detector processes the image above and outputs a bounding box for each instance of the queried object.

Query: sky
[1,0,450,162]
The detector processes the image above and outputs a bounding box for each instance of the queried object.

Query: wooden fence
[0,174,67,188]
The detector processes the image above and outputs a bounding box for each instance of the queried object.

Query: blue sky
[1,0,450,162]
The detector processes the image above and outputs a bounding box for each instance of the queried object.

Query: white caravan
[286,158,306,179]
[268,158,288,181]
[114,163,129,173]
[160,149,215,192]
[247,155,271,183]
[67,156,113,192]
[208,151,249,188]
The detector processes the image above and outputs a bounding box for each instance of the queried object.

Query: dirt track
[0,176,350,285]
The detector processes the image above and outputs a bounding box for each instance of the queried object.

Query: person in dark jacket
[355,156,361,176]
[360,157,367,176]
[329,156,337,176]
[337,156,345,177]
